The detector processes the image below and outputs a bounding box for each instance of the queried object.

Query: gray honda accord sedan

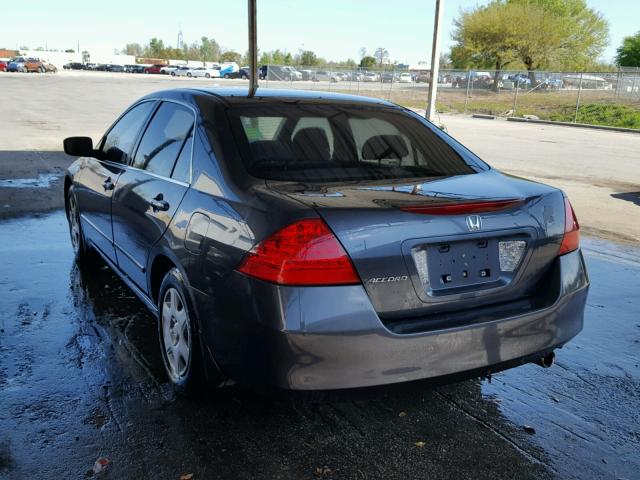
[63,88,588,393]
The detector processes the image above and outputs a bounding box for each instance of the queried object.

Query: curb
[506,116,640,134]
[472,114,496,120]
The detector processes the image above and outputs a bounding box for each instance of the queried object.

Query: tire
[224,73,230,79]
[66,185,96,264]
[187,72,192,77]
[171,71,176,76]
[158,268,211,394]
[241,74,247,80]
[205,73,210,78]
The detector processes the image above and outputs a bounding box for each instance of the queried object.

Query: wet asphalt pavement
[0,212,639,480]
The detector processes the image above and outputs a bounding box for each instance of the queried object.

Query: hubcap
[68,195,81,254]
[161,288,191,381]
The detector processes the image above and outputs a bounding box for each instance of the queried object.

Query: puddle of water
[0,173,61,188]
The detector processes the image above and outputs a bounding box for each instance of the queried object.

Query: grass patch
[549,103,640,129]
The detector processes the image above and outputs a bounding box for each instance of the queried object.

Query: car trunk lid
[266,171,566,319]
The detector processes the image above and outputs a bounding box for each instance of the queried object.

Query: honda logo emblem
[466,215,482,232]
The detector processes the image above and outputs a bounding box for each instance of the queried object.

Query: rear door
[75,101,156,261]
[111,101,194,291]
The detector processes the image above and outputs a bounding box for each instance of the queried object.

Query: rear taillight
[558,197,579,255]
[236,219,360,286]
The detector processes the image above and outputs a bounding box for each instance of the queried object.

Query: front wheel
[158,268,211,394]
[205,73,210,78]
[224,73,230,79]
[66,186,96,263]
[187,72,192,77]
[171,71,176,76]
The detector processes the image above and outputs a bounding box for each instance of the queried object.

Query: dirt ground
[0,71,639,480]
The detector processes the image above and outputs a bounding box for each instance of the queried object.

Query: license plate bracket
[426,238,501,292]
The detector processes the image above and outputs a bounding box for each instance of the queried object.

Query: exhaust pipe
[534,352,555,368]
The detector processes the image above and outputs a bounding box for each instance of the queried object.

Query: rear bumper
[204,249,588,390]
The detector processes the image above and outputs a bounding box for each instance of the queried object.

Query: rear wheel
[224,73,230,79]
[158,268,211,394]
[187,72,192,77]
[241,74,247,80]
[171,71,176,76]
[205,73,210,78]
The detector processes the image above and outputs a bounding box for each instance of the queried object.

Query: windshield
[226,103,477,182]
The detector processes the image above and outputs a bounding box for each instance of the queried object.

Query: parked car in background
[346,71,363,82]
[397,72,413,83]
[300,69,314,81]
[509,73,532,86]
[259,65,302,81]
[313,70,341,82]
[41,61,57,73]
[62,88,588,394]
[64,62,85,70]
[144,64,166,74]
[161,65,180,75]
[189,67,221,78]
[7,57,28,72]
[381,72,396,83]
[0,61,7,72]
[362,72,379,82]
[226,68,250,79]
[83,63,98,70]
[171,66,192,77]
[124,64,145,73]
[415,73,429,83]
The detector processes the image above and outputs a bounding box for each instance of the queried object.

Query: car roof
[142,87,397,107]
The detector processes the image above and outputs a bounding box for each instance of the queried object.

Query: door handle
[102,178,114,191]
[150,194,170,212]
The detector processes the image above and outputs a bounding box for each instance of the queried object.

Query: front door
[111,101,194,291]
[76,101,156,262]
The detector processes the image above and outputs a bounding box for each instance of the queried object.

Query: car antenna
[248,0,258,98]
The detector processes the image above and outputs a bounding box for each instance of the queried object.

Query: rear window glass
[227,104,476,182]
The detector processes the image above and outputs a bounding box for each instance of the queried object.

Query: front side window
[227,104,478,182]
[100,101,155,164]
[132,102,194,178]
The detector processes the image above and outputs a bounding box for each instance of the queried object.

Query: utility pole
[426,0,444,122]
[248,0,258,97]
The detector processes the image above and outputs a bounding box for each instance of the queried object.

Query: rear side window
[100,101,155,164]
[132,102,194,178]
[227,104,477,182]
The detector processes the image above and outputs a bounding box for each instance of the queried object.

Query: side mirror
[63,136,94,157]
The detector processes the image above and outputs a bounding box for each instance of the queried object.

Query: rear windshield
[226,104,476,182]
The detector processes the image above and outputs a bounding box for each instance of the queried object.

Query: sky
[1,0,638,64]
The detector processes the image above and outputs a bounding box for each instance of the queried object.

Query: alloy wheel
[161,287,191,382]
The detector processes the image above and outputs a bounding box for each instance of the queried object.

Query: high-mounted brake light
[236,219,361,286]
[558,197,579,255]
[400,198,523,215]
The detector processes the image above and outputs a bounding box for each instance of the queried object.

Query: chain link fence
[259,64,640,130]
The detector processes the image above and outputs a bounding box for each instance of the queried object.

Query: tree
[146,38,166,58]
[374,47,389,67]
[199,37,220,62]
[506,0,609,73]
[65,49,75,53]
[452,0,609,83]
[359,56,377,69]
[298,50,318,66]
[615,31,640,67]
[451,2,523,89]
[82,51,90,63]
[123,43,143,57]
[220,50,242,63]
